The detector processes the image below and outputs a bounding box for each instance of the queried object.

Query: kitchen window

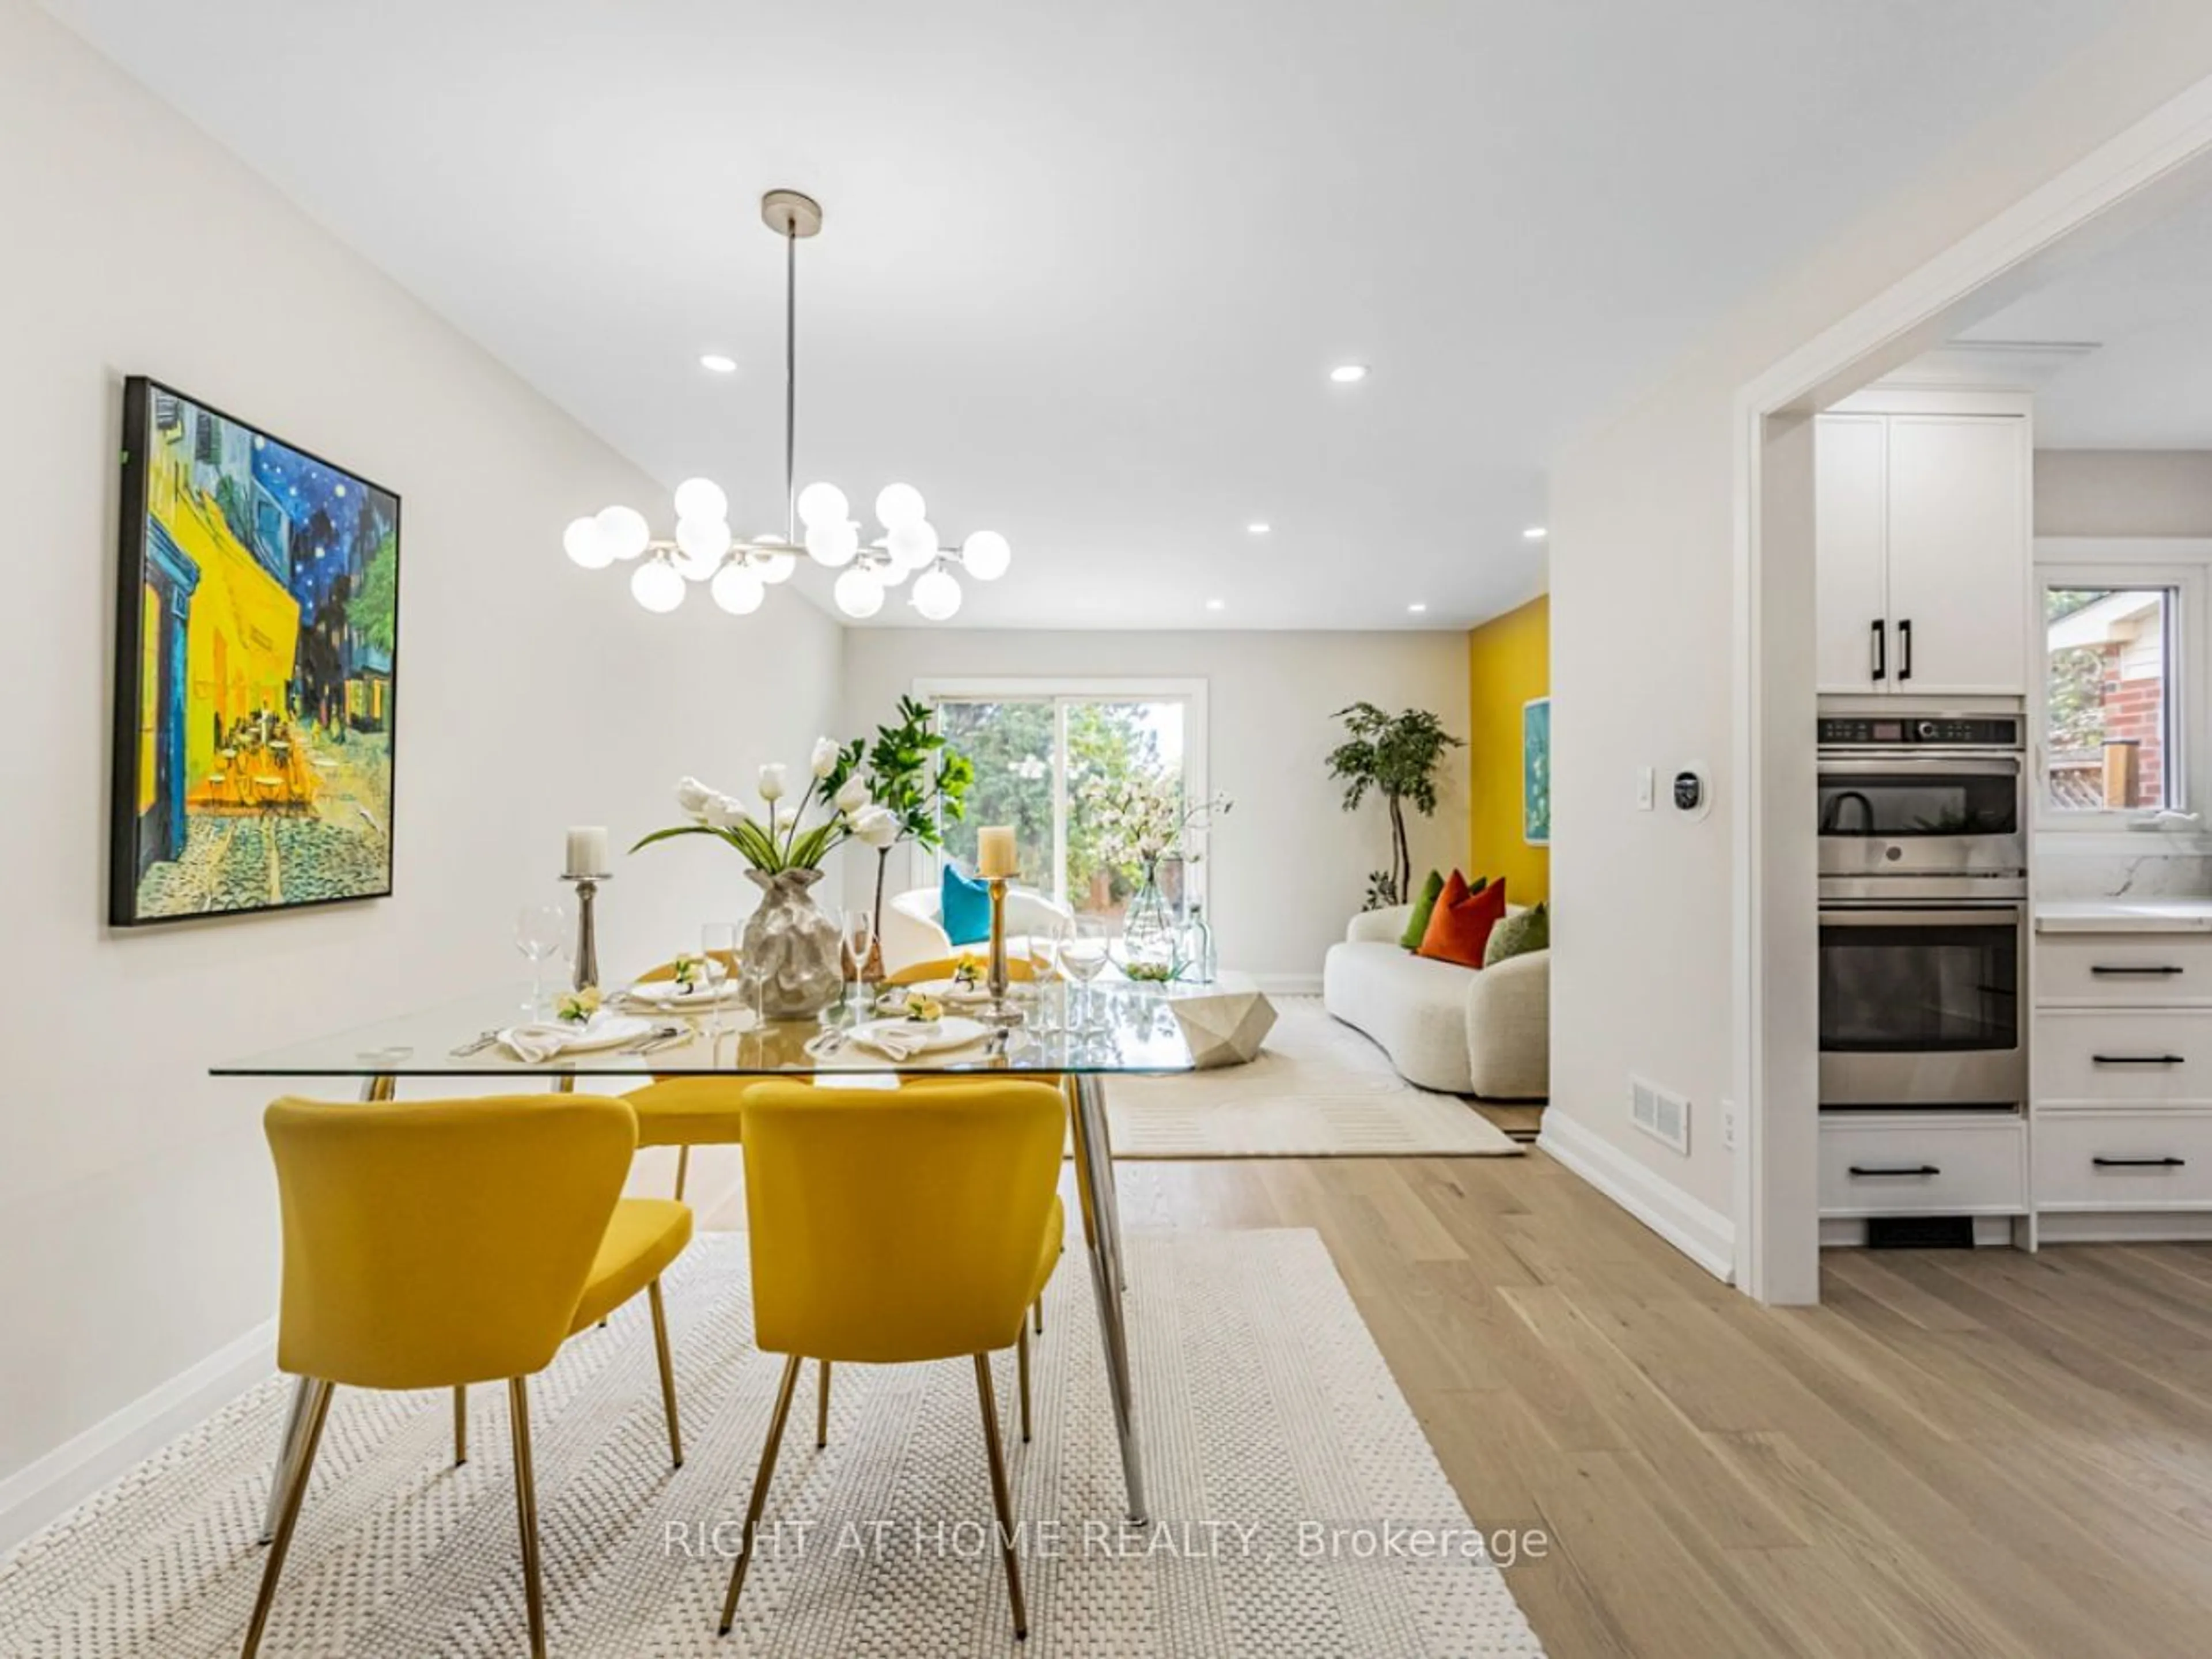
[2035,546,2210,829]
[915,677,1210,919]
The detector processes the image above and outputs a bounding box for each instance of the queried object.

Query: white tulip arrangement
[634,736,900,873]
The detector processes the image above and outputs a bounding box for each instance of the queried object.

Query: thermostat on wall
[1672,764,1711,821]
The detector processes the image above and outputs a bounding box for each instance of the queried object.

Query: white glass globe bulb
[673,477,728,524]
[757,550,797,585]
[912,566,963,621]
[630,559,685,613]
[875,483,926,529]
[797,482,849,529]
[805,519,859,567]
[596,503,652,562]
[675,515,733,561]
[873,547,911,586]
[834,566,885,619]
[888,518,938,570]
[563,515,613,569]
[961,529,1011,581]
[711,563,766,615]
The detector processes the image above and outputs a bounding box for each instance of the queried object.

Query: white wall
[0,0,842,1541]
[838,630,1469,982]
[1548,9,2212,1256]
[2036,449,2212,535]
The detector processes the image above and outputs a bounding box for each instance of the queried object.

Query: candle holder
[559,872,609,991]
[984,874,1027,1028]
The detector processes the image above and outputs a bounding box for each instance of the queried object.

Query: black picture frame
[109,376,403,926]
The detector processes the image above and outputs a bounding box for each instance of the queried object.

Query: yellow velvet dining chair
[246,1094,693,1659]
[717,1080,1067,1642]
[626,950,753,1200]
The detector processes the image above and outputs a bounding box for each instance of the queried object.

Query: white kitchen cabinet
[1815,407,2031,696]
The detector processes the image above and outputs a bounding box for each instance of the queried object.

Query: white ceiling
[1963,183,2212,449]
[47,1,2122,628]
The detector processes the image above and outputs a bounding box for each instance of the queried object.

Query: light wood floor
[711,1146,2212,1657]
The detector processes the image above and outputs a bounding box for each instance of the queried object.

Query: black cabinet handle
[2092,1156,2187,1168]
[1897,618,1913,681]
[1870,619,1887,682]
[2092,1054,2186,1065]
[1847,1164,1941,1177]
[2090,965,2185,976]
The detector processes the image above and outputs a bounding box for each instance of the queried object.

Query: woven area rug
[1104,998,1522,1158]
[0,1229,1542,1658]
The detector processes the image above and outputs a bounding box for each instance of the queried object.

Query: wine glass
[702,922,740,1040]
[1060,916,1112,1030]
[843,907,877,1023]
[1027,921,1067,1032]
[516,904,567,1018]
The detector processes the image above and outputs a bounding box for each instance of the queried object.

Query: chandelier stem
[783,220,798,548]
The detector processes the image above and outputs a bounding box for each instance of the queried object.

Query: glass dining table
[213,980,1193,1536]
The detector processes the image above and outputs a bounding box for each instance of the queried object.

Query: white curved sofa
[1321,903,1550,1099]
[880,884,1076,975]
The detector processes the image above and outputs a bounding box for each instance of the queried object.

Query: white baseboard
[0,1318,277,1559]
[1248,972,1322,996]
[1537,1111,1736,1283]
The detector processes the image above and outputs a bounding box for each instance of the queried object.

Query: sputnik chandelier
[560,189,1011,621]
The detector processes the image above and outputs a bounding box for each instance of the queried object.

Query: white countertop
[2036,898,2212,933]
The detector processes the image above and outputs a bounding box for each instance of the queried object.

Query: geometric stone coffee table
[1158,971,1277,1069]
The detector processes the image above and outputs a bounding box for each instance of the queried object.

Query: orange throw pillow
[1417,873,1508,968]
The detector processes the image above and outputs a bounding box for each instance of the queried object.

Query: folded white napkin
[497,1017,613,1063]
[851,1022,933,1060]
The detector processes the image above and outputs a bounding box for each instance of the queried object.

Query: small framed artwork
[1522,696,1551,846]
[110,378,402,925]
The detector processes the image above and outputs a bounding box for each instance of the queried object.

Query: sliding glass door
[925,681,1206,925]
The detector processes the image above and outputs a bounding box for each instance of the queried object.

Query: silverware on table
[618,1025,683,1055]
[637,1029,692,1055]
[449,1028,501,1057]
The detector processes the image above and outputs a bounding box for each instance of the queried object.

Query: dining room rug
[0,1229,1543,1658]
[1103,997,1523,1158]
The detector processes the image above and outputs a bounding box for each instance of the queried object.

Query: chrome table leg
[1069,1073,1145,1522]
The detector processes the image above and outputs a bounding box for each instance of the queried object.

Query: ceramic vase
[741,866,843,1018]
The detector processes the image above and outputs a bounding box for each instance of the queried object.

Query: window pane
[1066,701,1186,921]
[2044,587,2175,812]
[935,700,1055,881]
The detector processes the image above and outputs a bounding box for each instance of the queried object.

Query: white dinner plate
[538,1013,657,1052]
[624,977,740,1009]
[851,1015,990,1055]
[880,979,992,1009]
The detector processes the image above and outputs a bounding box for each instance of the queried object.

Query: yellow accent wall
[1467,594,1549,902]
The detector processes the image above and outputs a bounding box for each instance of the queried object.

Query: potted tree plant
[1325,702,1464,909]
[848,696,975,975]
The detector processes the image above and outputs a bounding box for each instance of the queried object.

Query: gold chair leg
[1016,1327,1032,1445]
[453,1385,468,1467]
[675,1144,690,1201]
[508,1378,548,1659]
[649,1279,683,1469]
[972,1355,1029,1639]
[1033,1296,1043,1337]
[719,1354,802,1635]
[815,1359,831,1449]
[241,1379,334,1659]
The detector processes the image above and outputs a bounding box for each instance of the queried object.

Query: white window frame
[910,676,1211,908]
[2032,537,2211,838]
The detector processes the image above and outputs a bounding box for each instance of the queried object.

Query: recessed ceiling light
[1329,363,1369,384]
[1205,598,1226,611]
[1247,522,1271,535]
[699,353,738,374]
[1407,602,1427,614]
[1523,525,1548,541]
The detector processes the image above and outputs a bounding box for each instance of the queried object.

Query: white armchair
[879,884,1077,975]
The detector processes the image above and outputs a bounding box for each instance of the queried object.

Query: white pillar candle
[565,825,610,877]
[976,825,1018,879]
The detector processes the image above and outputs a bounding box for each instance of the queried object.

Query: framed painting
[109,378,402,925]
[1522,696,1551,846]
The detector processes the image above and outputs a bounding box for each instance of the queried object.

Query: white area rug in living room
[0,1230,1543,1658]
[1105,997,1522,1158]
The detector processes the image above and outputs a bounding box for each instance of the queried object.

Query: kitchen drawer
[2035,1111,2212,1210]
[1819,1115,2027,1216]
[2037,933,2212,1007]
[2035,1010,2212,1104]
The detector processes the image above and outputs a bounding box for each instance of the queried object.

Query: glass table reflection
[214,979,1190,1531]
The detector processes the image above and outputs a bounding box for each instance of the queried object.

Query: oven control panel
[1817,715,2021,748]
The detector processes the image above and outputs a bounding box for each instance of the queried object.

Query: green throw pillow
[1484,900,1549,967]
[1400,870,1486,950]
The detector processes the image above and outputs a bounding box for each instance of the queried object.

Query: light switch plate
[1635,767,1654,810]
